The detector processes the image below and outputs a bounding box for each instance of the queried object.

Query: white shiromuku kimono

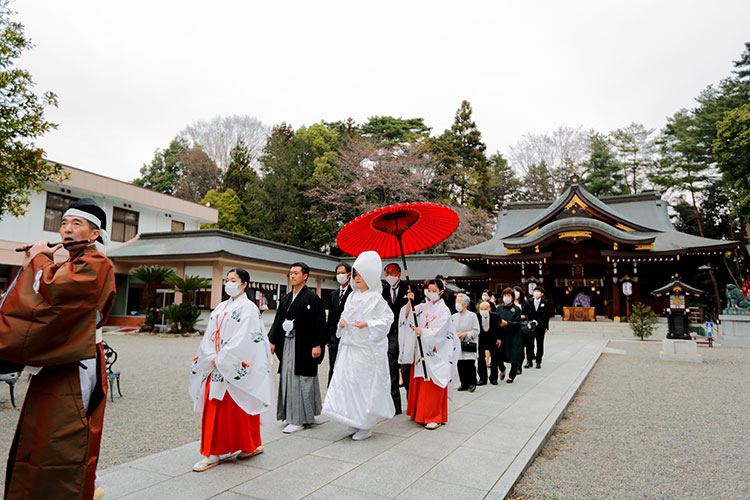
[322,251,396,430]
[398,297,461,390]
[188,294,276,423]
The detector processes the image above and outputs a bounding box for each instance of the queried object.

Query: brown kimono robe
[0,245,116,500]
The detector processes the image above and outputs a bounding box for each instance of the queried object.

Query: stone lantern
[651,275,703,340]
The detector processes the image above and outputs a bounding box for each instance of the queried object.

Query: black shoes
[457,386,468,391]
[477,380,487,386]
[490,380,498,385]
[499,372,506,381]
[506,378,514,384]
[524,362,533,369]
[536,362,541,369]
[468,385,476,392]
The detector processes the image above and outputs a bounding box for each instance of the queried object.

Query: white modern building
[0,163,218,318]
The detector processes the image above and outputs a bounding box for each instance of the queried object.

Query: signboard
[622,282,633,296]
[705,321,714,337]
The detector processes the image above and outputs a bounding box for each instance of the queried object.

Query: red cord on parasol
[336,202,459,258]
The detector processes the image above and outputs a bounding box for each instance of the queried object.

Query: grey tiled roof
[107,229,341,273]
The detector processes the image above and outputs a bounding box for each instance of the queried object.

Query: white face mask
[385,275,399,286]
[514,291,520,299]
[481,295,489,301]
[503,296,512,305]
[425,291,440,302]
[533,291,542,299]
[224,282,243,298]
[336,273,349,285]
[455,302,465,311]
[479,310,490,319]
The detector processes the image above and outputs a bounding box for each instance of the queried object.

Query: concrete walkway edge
[485,340,606,499]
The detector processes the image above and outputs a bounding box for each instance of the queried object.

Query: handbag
[460,339,477,352]
[522,321,536,337]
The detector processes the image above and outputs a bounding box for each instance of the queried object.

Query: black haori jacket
[268,285,327,377]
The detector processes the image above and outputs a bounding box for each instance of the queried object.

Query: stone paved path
[100,336,606,500]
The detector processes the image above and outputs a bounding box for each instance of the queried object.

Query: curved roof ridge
[506,180,659,238]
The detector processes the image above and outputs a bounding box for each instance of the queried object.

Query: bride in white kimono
[321,251,395,440]
[188,268,276,471]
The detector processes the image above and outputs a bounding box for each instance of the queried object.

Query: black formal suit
[382,280,413,413]
[268,285,327,377]
[326,284,352,384]
[476,311,502,383]
[443,289,457,314]
[522,297,550,364]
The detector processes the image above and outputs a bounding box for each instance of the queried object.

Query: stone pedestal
[718,314,750,348]
[659,339,702,363]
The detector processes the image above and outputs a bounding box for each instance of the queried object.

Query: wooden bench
[102,341,123,401]
[691,335,714,348]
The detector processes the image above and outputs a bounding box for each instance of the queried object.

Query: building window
[112,207,139,242]
[44,192,79,232]
[171,220,185,231]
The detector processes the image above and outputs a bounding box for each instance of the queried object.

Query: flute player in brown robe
[0,198,116,500]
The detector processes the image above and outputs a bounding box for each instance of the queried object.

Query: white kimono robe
[322,251,396,430]
[188,294,276,422]
[398,298,461,389]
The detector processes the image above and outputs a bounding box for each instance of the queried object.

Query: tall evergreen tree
[581,131,625,196]
[430,101,492,211]
[488,152,521,209]
[610,123,656,194]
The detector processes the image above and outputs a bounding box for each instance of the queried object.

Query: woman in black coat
[496,287,523,383]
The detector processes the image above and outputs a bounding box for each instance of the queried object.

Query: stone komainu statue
[726,284,750,310]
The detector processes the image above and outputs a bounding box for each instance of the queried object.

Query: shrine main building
[448,174,738,319]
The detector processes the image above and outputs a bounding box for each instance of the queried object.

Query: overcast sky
[14,0,750,182]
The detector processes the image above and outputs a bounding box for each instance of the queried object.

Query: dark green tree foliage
[430,101,493,211]
[255,123,341,250]
[581,131,625,196]
[487,152,521,208]
[360,116,431,146]
[520,161,557,201]
[132,138,190,195]
[714,103,750,221]
[174,145,222,203]
[0,1,64,219]
[610,123,656,194]
[200,188,248,235]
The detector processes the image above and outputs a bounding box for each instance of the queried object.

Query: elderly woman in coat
[452,293,480,392]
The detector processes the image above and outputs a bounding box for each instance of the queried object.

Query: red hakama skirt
[406,365,449,424]
[200,380,262,456]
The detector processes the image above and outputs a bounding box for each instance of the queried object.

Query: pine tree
[430,101,493,211]
[581,131,625,196]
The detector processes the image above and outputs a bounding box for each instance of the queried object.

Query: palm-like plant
[160,303,202,333]
[130,265,176,331]
[166,274,210,305]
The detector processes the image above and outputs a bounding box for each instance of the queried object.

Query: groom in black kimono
[268,262,327,433]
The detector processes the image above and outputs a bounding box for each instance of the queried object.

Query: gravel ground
[509,339,750,500]
[0,333,332,488]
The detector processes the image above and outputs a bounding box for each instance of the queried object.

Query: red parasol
[337,202,459,259]
[337,202,459,381]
